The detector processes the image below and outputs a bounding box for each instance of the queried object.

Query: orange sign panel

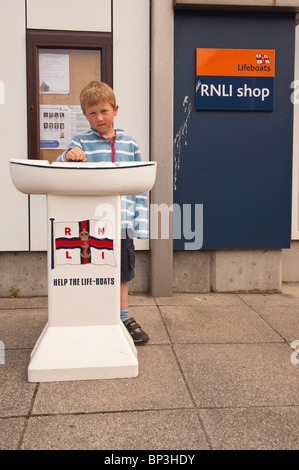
[196,48,275,78]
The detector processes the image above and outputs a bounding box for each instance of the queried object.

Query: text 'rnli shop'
[196,48,275,111]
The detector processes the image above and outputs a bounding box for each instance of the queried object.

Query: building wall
[1,1,299,297]
[150,0,299,295]
[0,0,28,251]
[0,0,151,296]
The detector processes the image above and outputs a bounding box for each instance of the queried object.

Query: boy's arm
[64,147,87,161]
[56,137,86,162]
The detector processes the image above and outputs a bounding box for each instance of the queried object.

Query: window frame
[26,29,112,159]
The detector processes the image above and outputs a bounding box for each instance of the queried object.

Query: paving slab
[175,343,299,408]
[21,409,210,450]
[0,417,26,450]
[160,303,282,344]
[156,293,245,306]
[32,345,193,415]
[239,294,299,341]
[0,308,47,349]
[0,297,48,309]
[0,350,36,417]
[199,406,299,450]
[128,293,157,306]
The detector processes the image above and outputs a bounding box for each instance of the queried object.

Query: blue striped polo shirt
[56,128,149,238]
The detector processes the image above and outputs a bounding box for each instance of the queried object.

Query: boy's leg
[121,230,149,344]
[120,281,129,310]
[120,281,129,321]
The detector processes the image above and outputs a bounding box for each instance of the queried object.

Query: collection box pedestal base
[28,323,138,382]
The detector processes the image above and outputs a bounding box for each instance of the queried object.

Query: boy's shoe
[123,317,149,345]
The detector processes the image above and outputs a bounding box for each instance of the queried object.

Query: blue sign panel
[196,76,274,110]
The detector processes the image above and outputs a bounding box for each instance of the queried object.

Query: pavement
[0,284,298,451]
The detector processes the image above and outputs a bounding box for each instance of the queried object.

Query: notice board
[39,49,101,162]
[174,10,295,250]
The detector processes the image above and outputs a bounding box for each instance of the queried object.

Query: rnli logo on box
[51,219,116,269]
[196,48,275,111]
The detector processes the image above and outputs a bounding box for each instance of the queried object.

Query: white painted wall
[0,0,28,251]
[113,0,150,250]
[27,0,111,32]
[113,0,150,162]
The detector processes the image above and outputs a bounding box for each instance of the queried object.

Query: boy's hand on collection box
[66,147,87,162]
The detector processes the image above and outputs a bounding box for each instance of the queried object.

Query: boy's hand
[66,147,87,162]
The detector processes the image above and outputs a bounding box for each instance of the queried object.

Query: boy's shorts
[121,229,135,283]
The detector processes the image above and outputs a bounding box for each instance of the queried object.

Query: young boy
[56,81,149,344]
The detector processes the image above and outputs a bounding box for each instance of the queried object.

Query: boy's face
[84,100,118,138]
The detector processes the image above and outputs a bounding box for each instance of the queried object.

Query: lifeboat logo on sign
[256,54,270,65]
[50,219,116,269]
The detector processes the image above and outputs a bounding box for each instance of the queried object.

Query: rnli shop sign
[196,48,275,111]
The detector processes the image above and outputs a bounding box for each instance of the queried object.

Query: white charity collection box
[10,160,157,382]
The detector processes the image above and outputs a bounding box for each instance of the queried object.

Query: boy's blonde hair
[80,81,116,113]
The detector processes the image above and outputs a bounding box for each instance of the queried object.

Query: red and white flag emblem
[53,219,116,267]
